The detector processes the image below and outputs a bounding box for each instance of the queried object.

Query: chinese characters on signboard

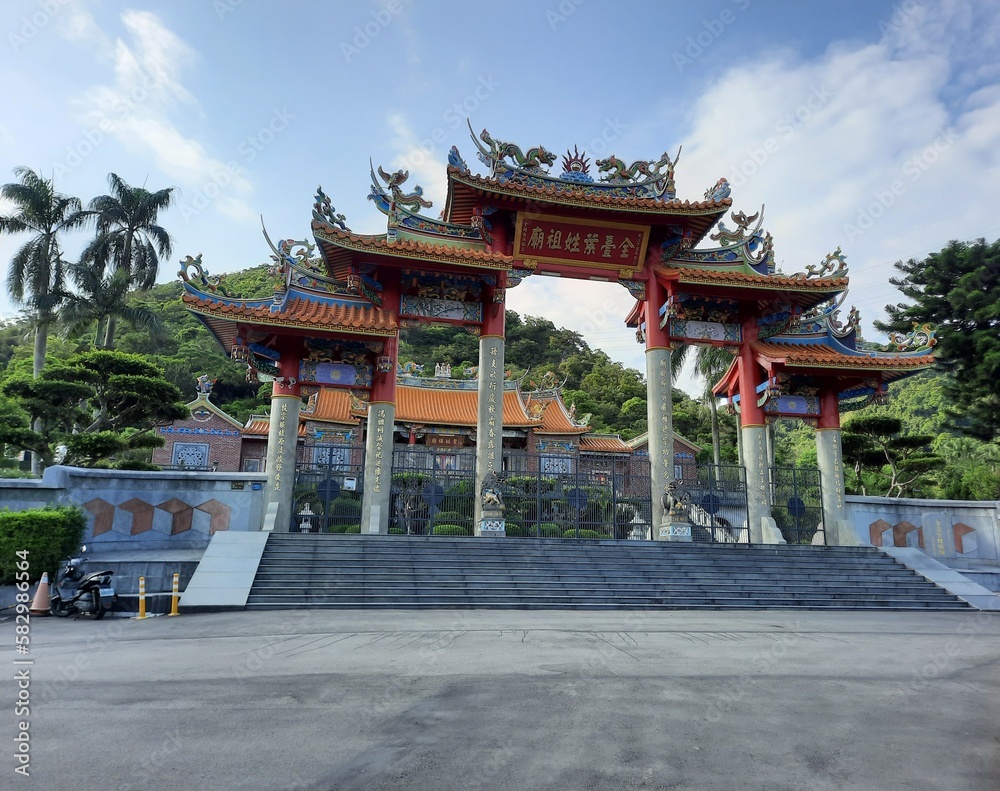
[513,213,650,274]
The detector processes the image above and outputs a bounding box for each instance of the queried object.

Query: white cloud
[518,2,1000,397]
[667,1,1000,341]
[68,9,254,216]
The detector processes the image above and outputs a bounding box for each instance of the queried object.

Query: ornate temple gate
[180,125,939,545]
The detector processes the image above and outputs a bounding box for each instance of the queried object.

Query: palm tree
[1,168,89,474]
[671,344,736,469]
[81,173,174,348]
[1,167,89,377]
[59,261,160,349]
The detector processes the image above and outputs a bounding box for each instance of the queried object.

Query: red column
[818,387,840,430]
[274,337,302,398]
[738,319,765,427]
[482,271,507,337]
[644,273,669,349]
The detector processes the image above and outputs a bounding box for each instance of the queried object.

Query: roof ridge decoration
[264,224,383,308]
[792,246,848,280]
[313,186,348,231]
[179,254,229,295]
[367,161,485,243]
[668,207,774,273]
[466,121,680,201]
[884,322,937,353]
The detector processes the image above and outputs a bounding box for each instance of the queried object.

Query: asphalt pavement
[3,608,999,791]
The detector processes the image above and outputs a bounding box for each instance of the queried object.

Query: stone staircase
[244,534,971,610]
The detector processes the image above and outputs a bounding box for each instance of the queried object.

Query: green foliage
[562,528,610,540]
[877,238,1000,441]
[0,349,185,468]
[0,505,86,584]
[841,414,942,497]
[432,524,470,536]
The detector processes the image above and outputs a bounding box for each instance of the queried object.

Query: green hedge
[327,523,362,534]
[562,528,610,540]
[539,523,563,538]
[504,522,525,537]
[0,506,87,585]
[432,524,471,536]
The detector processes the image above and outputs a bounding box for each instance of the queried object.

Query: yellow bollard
[169,572,180,616]
[137,576,147,619]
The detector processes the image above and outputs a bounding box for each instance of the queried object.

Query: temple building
[178,125,935,542]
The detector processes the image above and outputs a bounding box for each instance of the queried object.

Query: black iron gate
[390,446,478,536]
[501,451,652,539]
[291,443,365,532]
[675,464,750,543]
[770,466,824,544]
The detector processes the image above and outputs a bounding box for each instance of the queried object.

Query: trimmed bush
[432,524,470,536]
[0,506,87,584]
[562,528,610,540]
[504,522,526,537]
[327,523,362,534]
[539,523,562,538]
[343,524,362,534]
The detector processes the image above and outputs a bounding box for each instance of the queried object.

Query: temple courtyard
[11,608,999,790]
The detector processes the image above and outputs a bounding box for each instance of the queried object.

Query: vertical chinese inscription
[657,356,672,481]
[832,436,844,509]
[274,401,288,491]
[373,409,386,493]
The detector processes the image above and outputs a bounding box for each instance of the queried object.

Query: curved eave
[660,266,847,310]
[312,219,512,271]
[182,292,398,340]
[751,340,936,373]
[579,435,632,453]
[446,167,729,227]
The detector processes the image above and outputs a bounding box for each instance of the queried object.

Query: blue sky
[3,0,999,395]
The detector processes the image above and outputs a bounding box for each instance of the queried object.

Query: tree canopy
[876,238,1000,441]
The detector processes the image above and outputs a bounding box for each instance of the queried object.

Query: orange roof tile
[243,419,307,437]
[752,340,935,370]
[312,222,513,269]
[183,293,397,336]
[530,394,590,435]
[579,435,632,453]
[306,388,361,424]
[398,387,537,427]
[663,266,847,291]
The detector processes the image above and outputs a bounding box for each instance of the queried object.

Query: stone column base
[477,510,506,537]
[658,521,692,542]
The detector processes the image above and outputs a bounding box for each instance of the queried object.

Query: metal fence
[290,444,365,532]
[390,446,478,536]
[675,464,750,543]
[770,466,824,544]
[501,451,652,539]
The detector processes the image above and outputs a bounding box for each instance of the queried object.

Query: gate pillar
[816,388,859,546]
[738,320,774,543]
[474,277,506,536]
[261,344,302,532]
[644,277,674,538]
[361,336,397,535]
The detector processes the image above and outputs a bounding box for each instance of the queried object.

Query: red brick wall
[152,411,244,471]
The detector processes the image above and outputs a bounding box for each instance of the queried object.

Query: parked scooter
[49,546,117,619]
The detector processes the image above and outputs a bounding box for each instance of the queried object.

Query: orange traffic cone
[29,572,51,616]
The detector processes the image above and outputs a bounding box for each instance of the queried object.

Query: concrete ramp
[181,532,269,612]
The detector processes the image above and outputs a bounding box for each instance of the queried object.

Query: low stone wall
[0,466,268,550]
[846,495,1000,563]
